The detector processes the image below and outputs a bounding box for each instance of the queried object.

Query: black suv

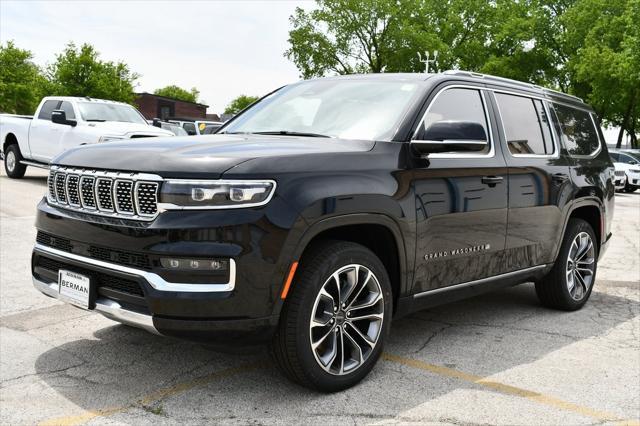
[32,71,614,391]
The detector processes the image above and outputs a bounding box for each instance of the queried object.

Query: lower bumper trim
[32,276,159,335]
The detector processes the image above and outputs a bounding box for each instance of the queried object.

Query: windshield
[223,79,422,141]
[78,102,148,124]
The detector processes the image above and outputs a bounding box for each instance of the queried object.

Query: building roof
[135,92,209,108]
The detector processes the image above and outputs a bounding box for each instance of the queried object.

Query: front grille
[35,256,145,297]
[36,231,152,270]
[47,166,161,221]
[614,170,625,177]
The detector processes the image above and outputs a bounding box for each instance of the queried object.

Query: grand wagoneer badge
[425,244,491,261]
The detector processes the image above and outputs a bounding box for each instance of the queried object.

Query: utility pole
[417,51,438,73]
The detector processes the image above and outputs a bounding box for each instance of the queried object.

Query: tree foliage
[0,41,49,114]
[46,43,139,103]
[286,0,639,146]
[224,95,260,114]
[154,85,201,103]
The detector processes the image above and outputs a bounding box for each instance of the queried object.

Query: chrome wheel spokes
[6,151,16,172]
[566,232,596,301]
[309,264,384,375]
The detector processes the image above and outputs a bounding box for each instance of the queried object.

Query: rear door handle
[481,176,504,187]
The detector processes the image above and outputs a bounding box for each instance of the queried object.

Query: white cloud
[0,0,313,113]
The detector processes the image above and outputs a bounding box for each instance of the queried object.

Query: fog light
[160,258,228,271]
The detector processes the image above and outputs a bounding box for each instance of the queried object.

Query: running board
[20,160,49,169]
[413,264,549,299]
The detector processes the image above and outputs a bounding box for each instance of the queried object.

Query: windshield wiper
[250,130,332,138]
[86,119,106,122]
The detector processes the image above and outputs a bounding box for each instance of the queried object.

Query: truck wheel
[270,241,392,392]
[535,218,597,311]
[624,183,637,193]
[4,144,27,179]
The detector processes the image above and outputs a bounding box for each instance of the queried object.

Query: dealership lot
[1,167,638,425]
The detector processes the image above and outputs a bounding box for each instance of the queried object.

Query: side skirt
[395,264,552,317]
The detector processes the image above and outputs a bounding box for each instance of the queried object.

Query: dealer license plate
[58,270,90,309]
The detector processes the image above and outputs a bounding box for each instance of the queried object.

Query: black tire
[624,184,637,193]
[270,240,393,392]
[535,218,598,311]
[3,144,27,179]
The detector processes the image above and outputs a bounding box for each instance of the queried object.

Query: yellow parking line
[39,361,266,426]
[383,353,639,425]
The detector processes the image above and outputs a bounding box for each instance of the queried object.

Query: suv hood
[87,121,173,137]
[53,134,375,178]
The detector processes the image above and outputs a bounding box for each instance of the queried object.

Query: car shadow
[33,283,638,421]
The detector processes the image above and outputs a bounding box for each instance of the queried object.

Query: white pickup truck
[1,96,174,178]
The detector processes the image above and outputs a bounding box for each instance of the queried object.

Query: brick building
[134,93,209,120]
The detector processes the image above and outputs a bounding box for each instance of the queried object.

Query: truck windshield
[78,103,148,125]
[222,79,422,141]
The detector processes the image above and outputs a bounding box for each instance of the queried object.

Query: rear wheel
[270,241,392,392]
[3,144,27,179]
[535,218,597,310]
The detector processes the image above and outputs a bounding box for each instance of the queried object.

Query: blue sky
[1,0,312,113]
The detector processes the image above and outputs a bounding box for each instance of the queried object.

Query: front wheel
[270,241,392,392]
[535,218,598,310]
[3,144,27,179]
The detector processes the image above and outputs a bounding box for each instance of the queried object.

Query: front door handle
[481,176,504,187]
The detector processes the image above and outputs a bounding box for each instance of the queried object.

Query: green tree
[224,95,259,114]
[47,42,138,103]
[564,0,639,147]
[154,85,200,103]
[0,41,49,114]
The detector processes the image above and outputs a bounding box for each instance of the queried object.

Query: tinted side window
[182,122,196,135]
[553,104,600,156]
[417,88,490,154]
[609,153,619,161]
[59,101,76,119]
[495,93,554,155]
[37,100,60,120]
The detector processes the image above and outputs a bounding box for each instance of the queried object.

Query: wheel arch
[555,198,603,261]
[3,132,19,153]
[287,214,409,315]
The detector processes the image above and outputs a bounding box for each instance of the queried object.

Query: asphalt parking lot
[1,167,638,426]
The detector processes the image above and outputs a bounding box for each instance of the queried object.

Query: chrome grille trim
[46,166,162,221]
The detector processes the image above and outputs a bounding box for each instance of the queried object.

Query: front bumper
[32,243,279,344]
[31,196,300,345]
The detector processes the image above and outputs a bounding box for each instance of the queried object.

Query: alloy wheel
[566,231,596,301]
[309,264,384,375]
[6,151,16,172]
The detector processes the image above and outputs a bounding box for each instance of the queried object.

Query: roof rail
[442,70,583,103]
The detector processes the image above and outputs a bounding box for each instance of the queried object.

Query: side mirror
[412,120,488,155]
[152,118,162,128]
[51,110,77,127]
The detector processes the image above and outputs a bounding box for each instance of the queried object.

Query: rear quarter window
[553,103,600,157]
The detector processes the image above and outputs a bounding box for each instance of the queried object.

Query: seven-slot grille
[47,167,161,220]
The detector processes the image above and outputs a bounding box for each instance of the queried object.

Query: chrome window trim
[550,106,602,159]
[492,91,560,159]
[157,179,277,211]
[34,243,236,293]
[411,85,496,159]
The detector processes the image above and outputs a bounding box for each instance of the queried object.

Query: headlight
[99,136,126,143]
[159,180,276,209]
